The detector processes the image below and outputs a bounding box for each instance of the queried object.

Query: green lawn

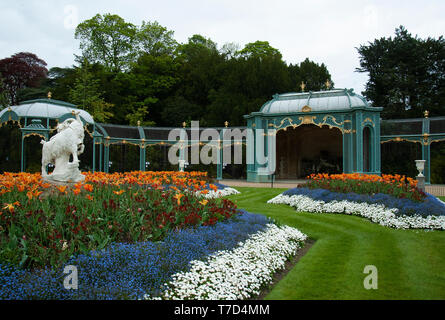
[226,187,445,300]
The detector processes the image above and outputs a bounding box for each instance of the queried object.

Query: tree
[0,77,9,107]
[69,62,114,122]
[356,26,445,118]
[116,52,180,126]
[170,34,224,125]
[75,14,138,72]
[0,52,48,105]
[295,58,333,92]
[137,21,178,57]
[238,41,281,59]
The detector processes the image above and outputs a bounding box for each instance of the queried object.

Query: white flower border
[268,194,445,230]
[144,223,307,300]
[196,187,240,199]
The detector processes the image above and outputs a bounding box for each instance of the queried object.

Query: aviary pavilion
[244,88,381,182]
[0,88,444,184]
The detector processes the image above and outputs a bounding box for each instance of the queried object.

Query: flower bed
[150,222,306,300]
[268,188,445,230]
[0,172,238,269]
[306,173,425,202]
[0,211,307,300]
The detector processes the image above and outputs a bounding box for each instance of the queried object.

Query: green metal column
[422,143,431,184]
[104,139,110,173]
[342,114,353,173]
[92,137,96,172]
[422,115,431,184]
[355,112,364,172]
[217,129,223,180]
[373,114,381,174]
[246,117,255,180]
[21,134,25,172]
[99,142,103,172]
[179,128,187,171]
[139,144,146,171]
[137,124,146,171]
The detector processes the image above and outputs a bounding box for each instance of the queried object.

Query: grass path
[226,187,445,300]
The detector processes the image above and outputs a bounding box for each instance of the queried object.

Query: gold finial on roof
[224,121,228,128]
[47,91,52,99]
[300,81,306,92]
[325,79,331,90]
[137,120,141,127]
[424,110,429,118]
[182,121,187,128]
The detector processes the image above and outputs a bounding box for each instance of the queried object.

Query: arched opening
[0,121,21,173]
[276,124,343,179]
[363,126,372,172]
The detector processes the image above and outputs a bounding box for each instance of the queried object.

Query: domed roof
[259,88,370,114]
[0,98,95,124]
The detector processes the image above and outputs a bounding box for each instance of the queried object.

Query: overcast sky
[1,0,444,96]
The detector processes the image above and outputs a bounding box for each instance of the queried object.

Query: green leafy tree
[238,41,281,59]
[75,13,138,72]
[117,53,180,126]
[357,26,445,118]
[293,58,333,92]
[137,21,178,57]
[0,77,9,107]
[69,62,114,122]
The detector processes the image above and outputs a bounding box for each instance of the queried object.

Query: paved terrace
[218,179,445,197]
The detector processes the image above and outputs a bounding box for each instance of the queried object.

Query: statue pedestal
[416,176,425,192]
[43,162,85,184]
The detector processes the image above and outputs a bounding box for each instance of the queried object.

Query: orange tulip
[174,193,184,205]
[3,203,14,213]
[83,184,94,192]
[56,185,67,193]
[26,191,34,200]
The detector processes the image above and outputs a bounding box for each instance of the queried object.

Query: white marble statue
[41,111,85,183]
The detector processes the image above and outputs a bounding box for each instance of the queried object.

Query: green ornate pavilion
[0,89,444,183]
[244,88,382,182]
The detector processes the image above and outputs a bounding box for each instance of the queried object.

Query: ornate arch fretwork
[22,132,46,140]
[270,114,349,134]
[380,137,422,145]
[362,117,375,127]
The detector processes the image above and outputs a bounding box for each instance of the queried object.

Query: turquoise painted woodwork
[244,89,383,182]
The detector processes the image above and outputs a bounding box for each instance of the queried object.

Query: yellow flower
[199,199,208,206]
[3,203,14,213]
[174,193,184,205]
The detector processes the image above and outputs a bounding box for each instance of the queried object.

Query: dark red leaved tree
[0,52,48,105]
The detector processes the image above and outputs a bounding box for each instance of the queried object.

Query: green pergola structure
[0,98,245,179]
[244,88,383,182]
[380,115,445,183]
[94,123,246,177]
